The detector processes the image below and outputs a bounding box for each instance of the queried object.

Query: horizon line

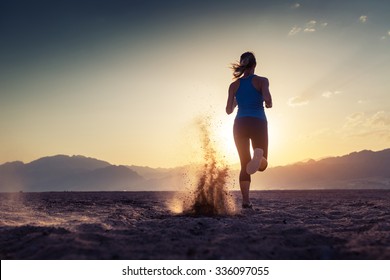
[1,148,388,169]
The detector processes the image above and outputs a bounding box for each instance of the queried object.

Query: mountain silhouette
[0,155,142,192]
[1,149,389,192]
[251,149,390,189]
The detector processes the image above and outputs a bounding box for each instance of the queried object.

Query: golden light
[213,113,286,168]
[213,115,238,166]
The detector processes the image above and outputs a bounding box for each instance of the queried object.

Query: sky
[1,0,389,168]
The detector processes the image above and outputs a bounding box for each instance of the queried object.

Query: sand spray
[168,116,237,216]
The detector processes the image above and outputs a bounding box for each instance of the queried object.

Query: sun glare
[214,116,238,166]
[213,113,286,168]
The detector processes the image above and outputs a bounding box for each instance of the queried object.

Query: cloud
[304,20,317,32]
[359,15,368,23]
[288,20,328,36]
[343,111,390,140]
[388,31,390,36]
[291,3,301,9]
[322,90,341,98]
[344,111,390,128]
[288,96,310,106]
[288,89,340,106]
[288,26,302,36]
[369,111,390,126]
[344,112,365,128]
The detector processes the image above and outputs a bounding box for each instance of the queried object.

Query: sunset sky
[1,0,389,168]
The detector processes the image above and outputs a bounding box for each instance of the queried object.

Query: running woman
[226,51,272,209]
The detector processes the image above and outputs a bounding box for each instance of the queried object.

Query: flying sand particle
[183,117,236,216]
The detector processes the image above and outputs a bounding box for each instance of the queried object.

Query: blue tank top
[235,75,266,120]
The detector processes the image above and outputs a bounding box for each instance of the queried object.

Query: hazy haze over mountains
[251,149,390,190]
[1,149,389,192]
[0,155,141,192]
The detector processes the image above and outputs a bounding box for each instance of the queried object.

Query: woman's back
[235,74,266,120]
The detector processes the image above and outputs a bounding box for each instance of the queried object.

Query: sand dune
[0,190,389,260]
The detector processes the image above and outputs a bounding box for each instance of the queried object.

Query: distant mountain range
[0,155,142,192]
[251,149,390,190]
[1,149,390,192]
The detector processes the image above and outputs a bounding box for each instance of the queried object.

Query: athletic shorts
[233,117,268,182]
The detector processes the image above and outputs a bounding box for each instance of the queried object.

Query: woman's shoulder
[253,75,269,88]
[229,79,240,90]
[230,79,240,86]
[253,75,269,83]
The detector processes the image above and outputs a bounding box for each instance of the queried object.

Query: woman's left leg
[250,119,268,172]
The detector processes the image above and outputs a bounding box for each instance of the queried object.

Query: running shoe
[246,148,263,175]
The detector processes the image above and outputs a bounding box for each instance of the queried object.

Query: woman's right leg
[233,118,252,206]
[250,119,269,172]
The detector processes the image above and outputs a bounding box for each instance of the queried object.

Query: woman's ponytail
[231,52,257,79]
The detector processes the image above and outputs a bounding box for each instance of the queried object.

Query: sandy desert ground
[0,189,389,260]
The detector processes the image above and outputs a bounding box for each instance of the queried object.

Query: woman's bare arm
[226,81,239,114]
[261,77,272,108]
